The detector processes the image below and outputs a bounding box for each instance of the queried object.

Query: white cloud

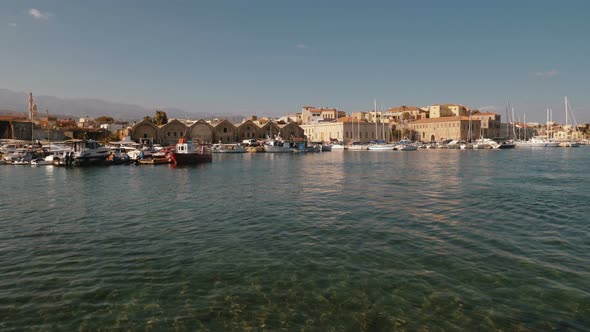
[535,70,559,78]
[296,43,308,49]
[29,8,51,20]
[8,22,17,27]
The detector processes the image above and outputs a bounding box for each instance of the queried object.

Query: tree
[95,116,115,124]
[154,110,168,126]
[402,112,411,122]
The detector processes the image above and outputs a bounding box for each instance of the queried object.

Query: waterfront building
[471,112,502,138]
[235,120,260,140]
[301,106,346,124]
[257,121,282,139]
[190,120,214,143]
[409,116,481,142]
[158,119,189,146]
[129,118,158,145]
[278,122,305,140]
[211,119,237,143]
[127,116,306,144]
[425,104,470,118]
[302,116,390,143]
[385,106,427,122]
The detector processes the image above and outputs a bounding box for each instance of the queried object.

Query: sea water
[0,148,589,330]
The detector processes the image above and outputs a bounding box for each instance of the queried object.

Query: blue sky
[1,0,589,122]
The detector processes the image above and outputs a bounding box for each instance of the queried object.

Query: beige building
[409,116,481,142]
[129,117,305,144]
[211,119,237,143]
[190,120,215,143]
[425,104,470,118]
[471,112,502,138]
[301,106,346,124]
[302,116,390,143]
[385,106,427,122]
[235,120,260,140]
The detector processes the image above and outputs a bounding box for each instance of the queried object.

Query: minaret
[28,92,34,120]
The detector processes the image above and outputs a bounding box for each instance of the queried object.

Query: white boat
[396,143,418,151]
[446,140,465,149]
[211,143,246,153]
[264,136,294,153]
[331,144,345,150]
[320,143,332,152]
[347,141,368,150]
[473,138,499,149]
[524,137,559,148]
[64,139,110,165]
[367,143,395,151]
[31,154,57,166]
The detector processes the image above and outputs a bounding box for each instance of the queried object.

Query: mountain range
[0,88,231,121]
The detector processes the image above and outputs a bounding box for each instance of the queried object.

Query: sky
[1,0,589,123]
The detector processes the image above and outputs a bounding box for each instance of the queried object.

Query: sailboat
[368,100,394,151]
[348,114,368,150]
[559,96,580,147]
[494,101,516,149]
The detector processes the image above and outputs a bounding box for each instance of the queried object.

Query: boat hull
[170,152,212,165]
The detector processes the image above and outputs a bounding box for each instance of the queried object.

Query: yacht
[64,139,110,165]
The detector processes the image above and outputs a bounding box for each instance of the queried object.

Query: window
[174,132,177,137]
[223,127,227,133]
[167,132,170,137]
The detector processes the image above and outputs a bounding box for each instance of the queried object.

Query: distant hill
[0,88,232,121]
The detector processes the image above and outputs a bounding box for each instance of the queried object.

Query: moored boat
[211,143,246,153]
[169,138,212,165]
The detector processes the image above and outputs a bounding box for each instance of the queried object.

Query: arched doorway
[430,134,435,142]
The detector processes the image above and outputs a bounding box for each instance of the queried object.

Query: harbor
[1,147,589,330]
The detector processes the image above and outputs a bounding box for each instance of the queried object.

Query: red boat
[169,138,212,165]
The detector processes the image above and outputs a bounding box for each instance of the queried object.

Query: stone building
[129,118,158,145]
[211,119,237,143]
[409,116,481,142]
[471,112,502,138]
[302,116,390,143]
[301,106,346,124]
[425,104,470,118]
[190,120,214,143]
[235,120,260,141]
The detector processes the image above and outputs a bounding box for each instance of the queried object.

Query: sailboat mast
[374,99,378,142]
[564,96,567,129]
[524,114,527,140]
[46,110,50,150]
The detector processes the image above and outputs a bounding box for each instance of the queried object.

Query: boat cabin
[175,137,195,154]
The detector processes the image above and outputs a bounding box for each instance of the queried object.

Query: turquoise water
[1,149,589,331]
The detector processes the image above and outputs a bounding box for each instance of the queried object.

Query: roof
[387,105,422,112]
[410,116,473,124]
[337,116,367,123]
[472,112,499,116]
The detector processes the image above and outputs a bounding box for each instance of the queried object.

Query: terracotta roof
[387,105,422,112]
[337,116,367,123]
[472,112,499,116]
[0,115,28,121]
[410,116,473,124]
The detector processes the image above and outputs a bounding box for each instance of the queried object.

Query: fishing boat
[169,137,212,165]
[294,141,321,152]
[264,135,294,153]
